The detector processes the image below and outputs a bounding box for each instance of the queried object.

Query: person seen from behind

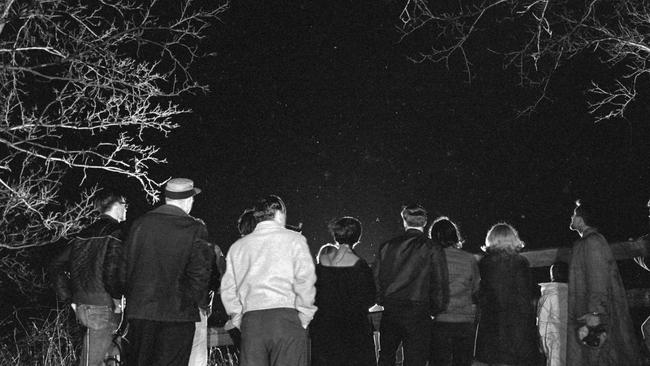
[374,204,449,366]
[474,223,539,366]
[310,216,377,366]
[428,217,480,366]
[49,189,128,366]
[123,178,214,366]
[220,195,316,366]
[537,262,569,366]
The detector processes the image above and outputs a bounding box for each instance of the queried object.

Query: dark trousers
[240,308,309,366]
[378,304,431,366]
[430,321,476,366]
[126,319,195,366]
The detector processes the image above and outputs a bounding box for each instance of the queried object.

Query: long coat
[475,250,540,365]
[567,228,641,366]
[123,204,214,322]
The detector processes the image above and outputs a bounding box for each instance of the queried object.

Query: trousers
[240,308,309,366]
[126,319,195,366]
[188,310,209,366]
[75,304,120,366]
[378,304,431,366]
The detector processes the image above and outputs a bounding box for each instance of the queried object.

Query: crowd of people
[49,177,650,366]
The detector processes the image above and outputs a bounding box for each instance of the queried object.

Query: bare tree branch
[402,0,650,121]
[0,0,228,249]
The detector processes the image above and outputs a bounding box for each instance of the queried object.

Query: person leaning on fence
[122,178,214,366]
[49,189,128,366]
[220,195,317,366]
[428,217,480,366]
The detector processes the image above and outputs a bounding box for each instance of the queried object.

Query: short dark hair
[252,195,286,224]
[93,189,124,214]
[328,217,362,245]
[574,199,599,228]
[429,217,461,248]
[237,209,256,236]
[550,262,568,283]
[401,204,427,228]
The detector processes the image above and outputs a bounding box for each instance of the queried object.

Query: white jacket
[537,282,568,366]
[220,220,317,328]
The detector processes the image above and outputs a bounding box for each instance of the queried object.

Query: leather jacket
[49,214,124,307]
[374,228,449,316]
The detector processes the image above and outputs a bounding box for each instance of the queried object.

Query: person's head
[251,195,286,226]
[483,222,524,254]
[328,216,362,246]
[164,178,201,214]
[237,209,256,236]
[429,216,463,249]
[550,262,568,283]
[93,189,127,222]
[570,199,598,235]
[401,204,427,229]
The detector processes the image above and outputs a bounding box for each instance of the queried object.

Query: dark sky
[136,0,650,263]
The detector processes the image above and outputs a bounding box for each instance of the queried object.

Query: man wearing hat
[123,178,215,366]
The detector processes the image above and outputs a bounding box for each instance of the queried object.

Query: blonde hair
[483,222,524,253]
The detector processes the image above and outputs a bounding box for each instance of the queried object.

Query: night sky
[126,1,650,265]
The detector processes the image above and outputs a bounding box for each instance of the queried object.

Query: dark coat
[567,228,641,366]
[475,250,540,365]
[374,228,449,315]
[123,204,214,322]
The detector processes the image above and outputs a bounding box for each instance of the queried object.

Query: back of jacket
[50,215,123,306]
[374,229,449,315]
[435,246,480,323]
[123,205,213,322]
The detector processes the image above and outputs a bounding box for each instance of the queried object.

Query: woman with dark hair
[474,223,540,366]
[310,217,377,366]
[428,217,480,366]
[237,209,256,236]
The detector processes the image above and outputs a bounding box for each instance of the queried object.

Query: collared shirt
[220,220,317,328]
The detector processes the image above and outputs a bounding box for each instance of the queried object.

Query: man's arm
[429,242,450,316]
[471,255,480,304]
[220,248,243,328]
[373,242,385,305]
[49,244,72,303]
[293,235,317,328]
[102,234,124,301]
[186,226,213,311]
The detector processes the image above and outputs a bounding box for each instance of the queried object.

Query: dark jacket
[122,204,213,322]
[49,214,124,307]
[374,228,449,316]
[475,250,539,364]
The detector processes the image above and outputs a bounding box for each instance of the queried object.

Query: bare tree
[399,0,650,121]
[0,0,227,250]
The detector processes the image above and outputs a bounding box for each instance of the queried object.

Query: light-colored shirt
[220,220,317,328]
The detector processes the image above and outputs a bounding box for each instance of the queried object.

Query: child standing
[537,262,569,366]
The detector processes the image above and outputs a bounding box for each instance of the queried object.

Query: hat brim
[165,188,201,200]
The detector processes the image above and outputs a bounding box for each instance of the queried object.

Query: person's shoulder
[451,247,477,260]
[281,227,307,242]
[189,215,206,226]
[516,253,531,267]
